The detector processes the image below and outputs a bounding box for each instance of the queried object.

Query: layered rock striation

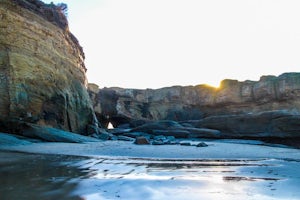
[0,0,96,134]
[89,73,300,140]
[90,73,300,124]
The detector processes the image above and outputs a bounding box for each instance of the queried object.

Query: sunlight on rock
[203,83,221,90]
[204,81,221,89]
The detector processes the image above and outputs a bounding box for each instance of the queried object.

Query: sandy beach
[1,139,300,160]
[1,140,300,200]
[2,1,300,200]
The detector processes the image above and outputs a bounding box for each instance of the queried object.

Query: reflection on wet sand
[0,152,88,200]
[222,176,280,182]
[1,152,300,200]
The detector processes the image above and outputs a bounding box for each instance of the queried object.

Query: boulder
[128,120,221,139]
[21,123,99,143]
[131,120,183,133]
[153,135,167,141]
[196,142,208,147]
[180,142,191,146]
[0,132,31,146]
[123,132,151,139]
[166,136,176,141]
[152,135,176,145]
[134,136,150,145]
[117,136,135,142]
[152,130,190,138]
[181,127,221,138]
[107,128,131,136]
[180,123,195,128]
[196,110,300,138]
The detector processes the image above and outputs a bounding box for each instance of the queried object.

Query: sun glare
[203,81,221,89]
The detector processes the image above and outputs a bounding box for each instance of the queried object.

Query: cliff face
[89,73,300,128]
[0,0,96,134]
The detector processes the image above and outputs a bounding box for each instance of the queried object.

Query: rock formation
[89,73,300,141]
[0,0,96,134]
[90,73,300,125]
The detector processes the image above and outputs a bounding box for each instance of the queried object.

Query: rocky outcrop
[90,73,300,126]
[195,110,300,138]
[0,0,96,134]
[89,73,300,142]
[22,123,99,143]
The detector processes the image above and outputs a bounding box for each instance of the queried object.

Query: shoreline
[2,139,300,200]
[1,139,300,161]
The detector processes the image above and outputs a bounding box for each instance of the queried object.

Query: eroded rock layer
[0,0,95,134]
[89,73,300,139]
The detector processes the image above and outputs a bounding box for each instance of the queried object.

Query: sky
[43,0,300,89]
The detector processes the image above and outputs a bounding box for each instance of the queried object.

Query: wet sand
[1,139,300,160]
[1,140,300,200]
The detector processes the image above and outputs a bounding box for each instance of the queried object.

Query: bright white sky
[43,0,300,89]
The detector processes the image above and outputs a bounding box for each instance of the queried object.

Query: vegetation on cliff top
[12,0,68,30]
[10,0,85,61]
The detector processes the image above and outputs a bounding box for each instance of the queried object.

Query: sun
[204,80,221,89]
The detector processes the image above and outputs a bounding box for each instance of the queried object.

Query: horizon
[43,0,300,89]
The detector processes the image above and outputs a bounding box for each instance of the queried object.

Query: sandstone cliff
[90,73,300,127]
[0,0,96,134]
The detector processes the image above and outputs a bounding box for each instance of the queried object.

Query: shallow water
[1,152,300,200]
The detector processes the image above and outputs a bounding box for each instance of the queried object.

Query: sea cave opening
[107,122,114,129]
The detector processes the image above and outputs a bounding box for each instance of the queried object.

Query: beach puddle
[1,152,300,200]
